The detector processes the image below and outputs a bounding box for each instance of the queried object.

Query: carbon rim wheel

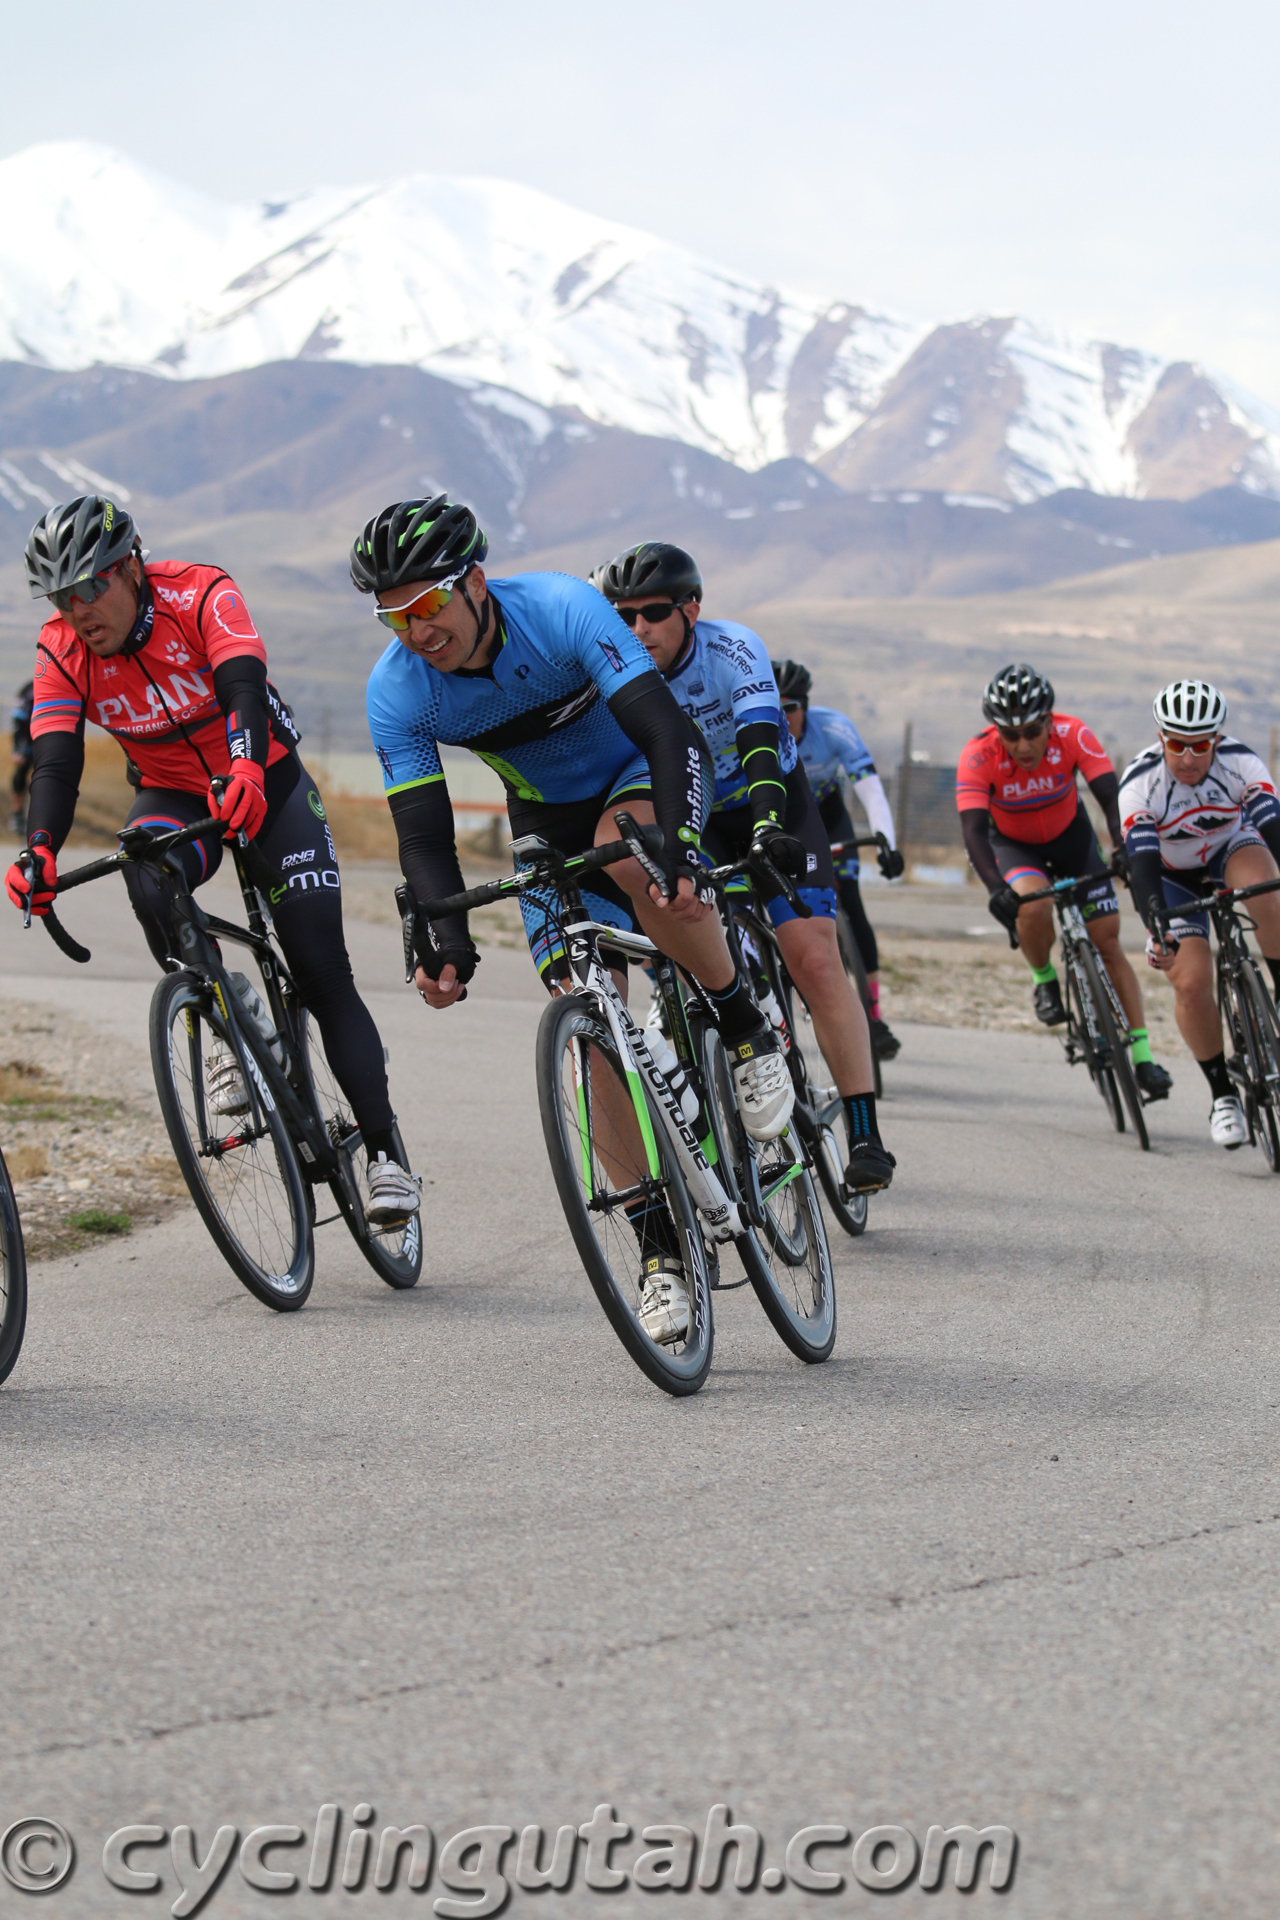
[0,1150,27,1387]
[699,1023,836,1361]
[537,995,713,1396]
[1079,944,1149,1150]
[813,1104,869,1236]
[1242,966,1280,1171]
[1067,955,1124,1133]
[298,1012,423,1287]
[150,971,313,1310]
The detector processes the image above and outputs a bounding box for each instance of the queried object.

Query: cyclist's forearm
[1127,849,1165,927]
[735,721,786,833]
[211,656,272,773]
[388,782,470,948]
[853,772,895,846]
[960,809,1002,891]
[1087,770,1123,846]
[25,730,83,851]
[607,672,708,878]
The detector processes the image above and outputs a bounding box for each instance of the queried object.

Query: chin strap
[117,557,155,658]
[456,574,493,666]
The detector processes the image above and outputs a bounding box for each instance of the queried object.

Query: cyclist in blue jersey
[590,543,895,1195]
[355,496,795,1346]
[773,659,904,1061]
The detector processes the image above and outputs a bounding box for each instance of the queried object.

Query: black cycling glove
[878,846,906,880]
[751,822,809,881]
[988,884,1023,933]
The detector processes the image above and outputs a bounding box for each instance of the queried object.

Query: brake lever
[749,846,813,919]
[395,882,418,985]
[613,810,669,900]
[18,851,32,931]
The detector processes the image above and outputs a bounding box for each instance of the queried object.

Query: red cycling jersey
[30,561,293,793]
[955,715,1113,844]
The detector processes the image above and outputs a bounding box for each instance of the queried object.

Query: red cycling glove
[210,763,268,840]
[5,834,58,917]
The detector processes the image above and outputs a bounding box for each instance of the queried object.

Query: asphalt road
[1,866,1279,1918]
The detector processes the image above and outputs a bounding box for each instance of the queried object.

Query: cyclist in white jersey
[590,543,895,1194]
[773,659,904,1060]
[1122,678,1280,1148]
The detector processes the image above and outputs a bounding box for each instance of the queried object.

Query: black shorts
[989,803,1117,919]
[509,767,655,984]
[701,762,837,926]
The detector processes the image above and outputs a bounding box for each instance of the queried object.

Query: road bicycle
[1012,874,1149,1149]
[417,813,836,1396]
[21,810,422,1310]
[719,850,870,1239]
[0,1147,27,1386]
[828,830,894,1096]
[1190,877,1280,1169]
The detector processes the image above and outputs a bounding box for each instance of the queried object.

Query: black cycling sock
[1197,1052,1233,1101]
[1267,956,1280,999]
[364,1128,398,1166]
[706,973,763,1041]
[627,1198,681,1264]
[844,1092,881,1145]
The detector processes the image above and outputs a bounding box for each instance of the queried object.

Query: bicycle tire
[297,1012,423,1288]
[1079,944,1149,1150]
[150,971,314,1310]
[836,908,882,1097]
[1065,950,1125,1134]
[536,994,713,1396]
[0,1148,28,1387]
[1240,963,1280,1171]
[812,1101,869,1237]
[696,1020,836,1361]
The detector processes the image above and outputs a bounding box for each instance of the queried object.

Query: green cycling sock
[1130,1027,1153,1066]
[1031,963,1058,986]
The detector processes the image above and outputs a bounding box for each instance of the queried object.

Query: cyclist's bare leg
[775,913,874,1093]
[1087,908,1145,1029]
[550,965,649,1192]
[1160,934,1219,1058]
[1224,844,1280,962]
[594,798,736,991]
[1009,875,1055,969]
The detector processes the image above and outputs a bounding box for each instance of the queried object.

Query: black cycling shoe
[1033,979,1067,1026]
[1135,1059,1173,1102]
[844,1139,896,1193]
[869,1017,901,1060]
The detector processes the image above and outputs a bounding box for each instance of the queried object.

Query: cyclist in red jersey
[957,662,1171,1101]
[6,494,418,1224]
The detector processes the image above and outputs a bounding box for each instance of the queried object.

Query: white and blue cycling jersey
[664,619,796,810]
[366,572,655,804]
[797,705,877,800]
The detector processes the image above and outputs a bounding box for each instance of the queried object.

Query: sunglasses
[375,567,468,632]
[616,600,685,628]
[1163,733,1218,755]
[997,721,1048,743]
[50,561,125,616]
[782,700,805,714]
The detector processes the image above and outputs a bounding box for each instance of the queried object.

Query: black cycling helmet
[982,662,1055,728]
[25,494,140,601]
[349,494,488,594]
[772,659,812,706]
[590,542,702,604]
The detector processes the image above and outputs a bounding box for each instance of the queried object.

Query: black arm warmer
[1259,818,1280,873]
[25,729,85,853]
[607,671,710,880]
[960,809,1003,892]
[1127,849,1166,930]
[735,721,787,833]
[211,655,273,771]
[1086,770,1123,847]
[388,781,472,955]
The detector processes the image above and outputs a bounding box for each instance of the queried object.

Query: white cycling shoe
[729,1031,795,1141]
[366,1153,422,1225]
[1209,1095,1248,1150]
[206,1042,250,1117]
[638,1257,691,1346]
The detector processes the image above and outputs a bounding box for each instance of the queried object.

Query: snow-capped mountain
[2,140,1277,501]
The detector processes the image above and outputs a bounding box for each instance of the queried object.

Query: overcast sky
[6,0,1279,401]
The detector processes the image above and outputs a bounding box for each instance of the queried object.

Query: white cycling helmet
[1154,679,1227,737]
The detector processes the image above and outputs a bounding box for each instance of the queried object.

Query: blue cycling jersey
[366,573,656,804]
[664,619,796,809]
[796,706,876,800]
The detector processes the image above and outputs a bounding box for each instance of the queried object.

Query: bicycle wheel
[0,1148,27,1387]
[1240,964,1280,1170]
[1065,951,1124,1134]
[297,1012,423,1288]
[811,1098,869,1237]
[150,971,314,1310]
[697,1020,836,1362]
[836,909,882,1096]
[537,994,714,1396]
[1078,944,1149,1150]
